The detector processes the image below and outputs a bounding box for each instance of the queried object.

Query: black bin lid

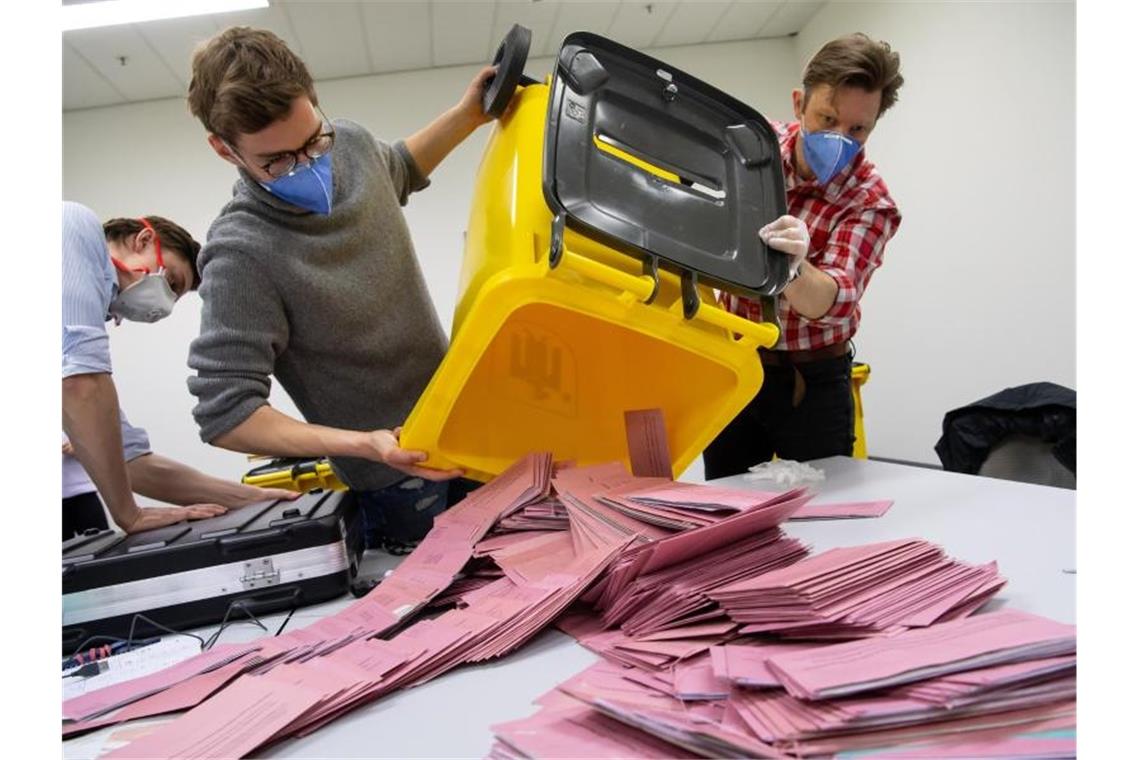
[543,32,789,297]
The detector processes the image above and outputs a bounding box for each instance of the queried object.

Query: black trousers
[703,353,855,480]
[63,491,109,541]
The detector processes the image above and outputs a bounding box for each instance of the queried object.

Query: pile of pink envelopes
[61,442,1073,759]
[491,610,1075,759]
[709,537,1007,639]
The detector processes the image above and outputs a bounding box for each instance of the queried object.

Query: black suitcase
[62,490,361,654]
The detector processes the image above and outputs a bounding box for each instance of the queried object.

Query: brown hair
[103,217,203,290]
[803,33,904,117]
[187,26,317,142]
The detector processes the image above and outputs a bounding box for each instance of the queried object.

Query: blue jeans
[354,477,481,548]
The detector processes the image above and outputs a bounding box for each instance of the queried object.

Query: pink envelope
[104,672,325,759]
[63,643,260,722]
[790,499,894,520]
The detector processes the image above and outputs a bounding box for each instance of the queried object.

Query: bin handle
[684,299,780,349]
[560,247,657,302]
[557,243,779,349]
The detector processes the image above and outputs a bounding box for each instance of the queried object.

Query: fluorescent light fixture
[63,0,269,32]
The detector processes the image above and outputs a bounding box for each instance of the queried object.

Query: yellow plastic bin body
[851,362,870,459]
[399,83,780,483]
[242,458,348,492]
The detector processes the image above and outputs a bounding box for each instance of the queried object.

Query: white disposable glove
[759,215,810,281]
[743,459,825,487]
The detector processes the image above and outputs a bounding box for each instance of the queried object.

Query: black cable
[125,613,206,650]
[203,601,268,650]
[274,604,297,637]
[66,614,206,662]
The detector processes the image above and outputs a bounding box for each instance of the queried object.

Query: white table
[63,457,1075,759]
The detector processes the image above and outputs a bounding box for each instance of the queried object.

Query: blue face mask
[260,152,334,215]
[800,125,862,185]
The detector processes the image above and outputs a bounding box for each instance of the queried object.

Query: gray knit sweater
[188,119,448,491]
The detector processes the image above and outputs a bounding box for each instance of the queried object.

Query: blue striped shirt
[62,201,151,465]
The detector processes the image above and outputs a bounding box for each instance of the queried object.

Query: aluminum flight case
[62,490,361,653]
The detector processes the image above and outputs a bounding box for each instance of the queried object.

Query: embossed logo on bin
[493,322,576,418]
[566,98,586,123]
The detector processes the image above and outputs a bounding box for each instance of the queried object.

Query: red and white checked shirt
[722,120,901,351]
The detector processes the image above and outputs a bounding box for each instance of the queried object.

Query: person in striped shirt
[705,34,904,478]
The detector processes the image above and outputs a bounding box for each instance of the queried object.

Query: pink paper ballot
[105,674,324,759]
[790,499,894,520]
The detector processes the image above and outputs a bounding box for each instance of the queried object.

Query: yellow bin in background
[399,78,781,483]
[851,362,871,459]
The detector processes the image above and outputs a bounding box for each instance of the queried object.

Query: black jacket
[934,382,1076,475]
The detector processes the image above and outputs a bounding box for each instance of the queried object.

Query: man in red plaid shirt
[704,34,904,478]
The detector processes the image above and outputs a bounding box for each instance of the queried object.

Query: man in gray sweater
[185,26,494,551]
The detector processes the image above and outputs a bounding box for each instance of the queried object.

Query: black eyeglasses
[233,108,336,179]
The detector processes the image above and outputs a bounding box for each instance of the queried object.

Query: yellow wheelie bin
[398,27,793,482]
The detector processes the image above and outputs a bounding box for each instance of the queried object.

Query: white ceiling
[63,0,826,111]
